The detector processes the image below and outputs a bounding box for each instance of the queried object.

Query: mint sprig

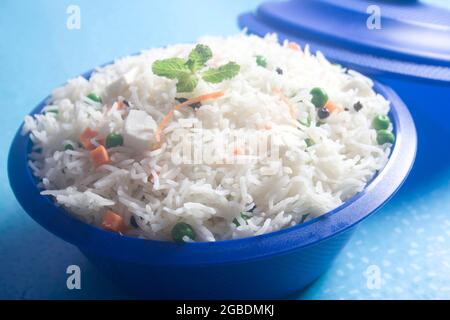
[152,58,191,79]
[176,74,198,93]
[151,44,240,93]
[202,62,240,84]
[186,44,212,72]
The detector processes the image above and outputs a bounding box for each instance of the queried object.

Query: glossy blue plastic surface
[8,69,416,298]
[254,0,450,68]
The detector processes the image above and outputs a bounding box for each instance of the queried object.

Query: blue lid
[239,0,450,83]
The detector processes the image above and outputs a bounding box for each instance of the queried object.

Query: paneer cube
[123,110,157,151]
[104,67,139,105]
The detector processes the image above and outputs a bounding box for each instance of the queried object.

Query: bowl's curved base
[80,229,355,299]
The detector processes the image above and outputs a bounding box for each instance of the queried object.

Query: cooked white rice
[23,33,393,242]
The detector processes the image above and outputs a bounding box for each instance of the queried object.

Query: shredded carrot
[288,42,301,51]
[273,88,297,121]
[90,145,110,167]
[148,171,159,184]
[155,91,224,143]
[101,210,125,233]
[117,101,126,110]
[105,101,126,114]
[155,110,175,143]
[97,138,105,146]
[174,91,224,111]
[233,147,244,156]
[80,128,99,150]
[325,100,341,113]
[257,123,273,130]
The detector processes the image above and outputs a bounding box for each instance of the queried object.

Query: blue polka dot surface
[1,0,449,299]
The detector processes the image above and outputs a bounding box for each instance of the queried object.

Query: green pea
[305,138,315,148]
[255,55,267,68]
[64,144,74,151]
[233,212,251,227]
[372,115,391,130]
[87,92,102,103]
[310,87,328,108]
[376,130,395,145]
[171,222,196,242]
[105,133,124,148]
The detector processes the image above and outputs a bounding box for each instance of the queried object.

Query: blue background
[1,0,449,299]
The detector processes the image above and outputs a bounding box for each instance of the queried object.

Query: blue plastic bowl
[8,65,416,299]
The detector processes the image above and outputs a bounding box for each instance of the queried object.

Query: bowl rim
[8,66,417,266]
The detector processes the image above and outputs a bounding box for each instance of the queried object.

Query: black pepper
[175,97,202,110]
[317,107,330,119]
[130,216,139,228]
[353,101,363,112]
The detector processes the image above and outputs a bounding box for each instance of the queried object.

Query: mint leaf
[152,58,191,79]
[233,212,252,227]
[298,116,311,128]
[152,46,237,92]
[186,44,212,72]
[202,62,240,83]
[255,55,267,68]
[305,138,315,148]
[176,74,198,93]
